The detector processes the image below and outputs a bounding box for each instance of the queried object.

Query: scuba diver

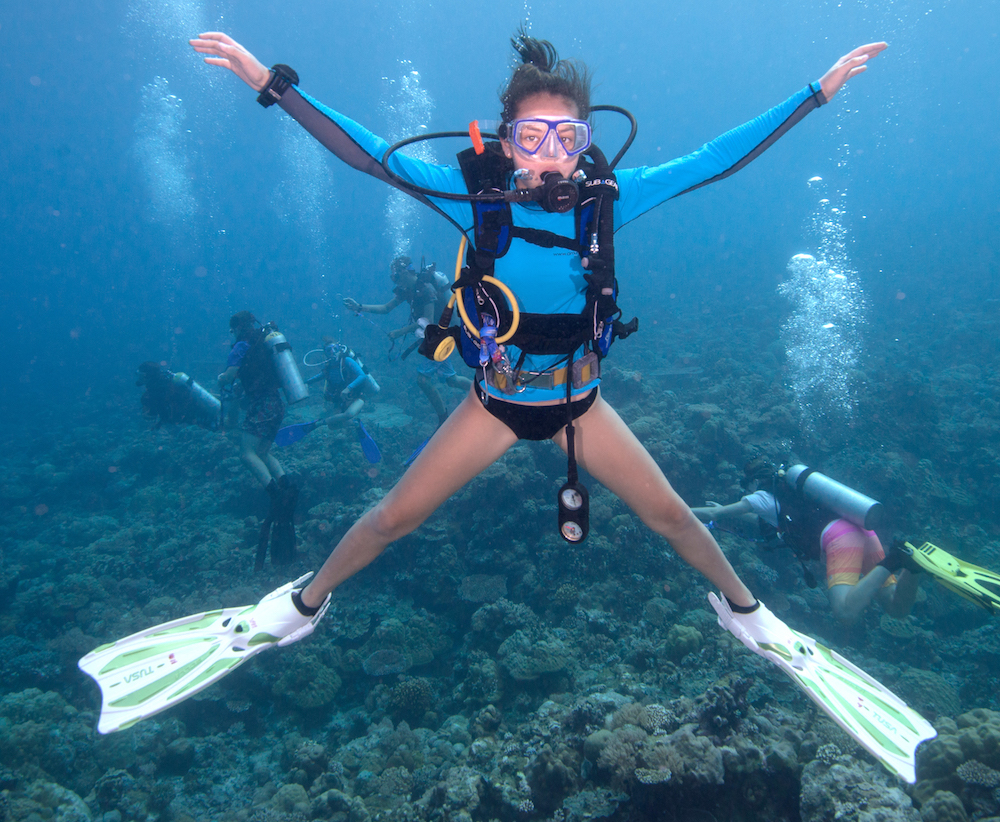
[188,24,889,670]
[692,462,1000,625]
[343,256,471,425]
[136,361,221,430]
[75,27,940,782]
[691,463,920,625]
[126,30,940,781]
[218,310,306,569]
[304,336,381,427]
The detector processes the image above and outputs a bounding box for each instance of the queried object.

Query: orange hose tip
[469,121,485,155]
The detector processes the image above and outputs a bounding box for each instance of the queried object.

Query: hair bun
[511,27,558,73]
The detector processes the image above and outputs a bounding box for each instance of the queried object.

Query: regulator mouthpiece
[537,171,579,213]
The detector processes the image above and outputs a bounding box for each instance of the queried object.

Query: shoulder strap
[459,143,515,267]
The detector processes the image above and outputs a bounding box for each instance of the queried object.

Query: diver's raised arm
[819,42,887,101]
[189,32,270,91]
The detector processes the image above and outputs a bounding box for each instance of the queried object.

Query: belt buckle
[572,352,600,388]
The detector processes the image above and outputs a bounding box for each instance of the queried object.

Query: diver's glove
[246,573,331,648]
[708,593,809,670]
[878,540,923,575]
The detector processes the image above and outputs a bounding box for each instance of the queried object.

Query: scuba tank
[171,372,222,430]
[783,464,883,531]
[264,325,309,403]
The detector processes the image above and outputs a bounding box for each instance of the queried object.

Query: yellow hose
[453,235,520,343]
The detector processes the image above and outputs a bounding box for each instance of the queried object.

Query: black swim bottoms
[475,383,597,441]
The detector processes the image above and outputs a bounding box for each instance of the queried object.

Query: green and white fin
[78,605,263,734]
[762,628,936,783]
[907,541,1000,614]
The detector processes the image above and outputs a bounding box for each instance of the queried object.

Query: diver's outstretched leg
[417,372,448,425]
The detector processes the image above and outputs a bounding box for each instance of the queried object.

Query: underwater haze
[2,0,1000,820]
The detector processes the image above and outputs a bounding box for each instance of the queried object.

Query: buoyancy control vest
[419,141,638,372]
[772,479,832,563]
[236,328,281,397]
[395,270,449,326]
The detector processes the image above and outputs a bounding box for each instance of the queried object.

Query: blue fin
[404,437,430,467]
[274,420,320,447]
[356,421,381,463]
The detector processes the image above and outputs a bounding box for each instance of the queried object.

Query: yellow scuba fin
[905,541,1000,614]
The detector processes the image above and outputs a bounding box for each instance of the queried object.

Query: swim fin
[274,419,320,447]
[709,594,935,783]
[905,541,1000,614]
[78,574,330,734]
[765,626,935,782]
[356,420,381,464]
[270,480,298,567]
[404,436,430,467]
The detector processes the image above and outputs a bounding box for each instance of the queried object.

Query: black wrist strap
[726,596,760,615]
[257,64,300,108]
[291,589,319,617]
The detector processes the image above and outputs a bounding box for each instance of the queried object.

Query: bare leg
[301,389,516,606]
[552,392,754,607]
[446,374,473,391]
[241,432,277,487]
[326,399,365,427]
[417,372,449,424]
[829,569,918,624]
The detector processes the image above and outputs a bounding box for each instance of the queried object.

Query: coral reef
[2,291,1000,822]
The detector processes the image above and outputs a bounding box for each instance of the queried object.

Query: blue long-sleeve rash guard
[307,356,370,394]
[278,81,826,403]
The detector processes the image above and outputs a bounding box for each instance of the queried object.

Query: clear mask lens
[511,119,591,159]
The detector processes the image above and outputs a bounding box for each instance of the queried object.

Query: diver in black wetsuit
[217,311,297,568]
[136,361,221,430]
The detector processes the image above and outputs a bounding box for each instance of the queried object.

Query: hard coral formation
[497,628,572,681]
[273,652,342,709]
[894,668,961,719]
[664,623,703,660]
[362,649,412,677]
[801,757,920,822]
[955,758,1000,788]
[918,790,969,822]
[389,678,433,719]
[459,574,508,603]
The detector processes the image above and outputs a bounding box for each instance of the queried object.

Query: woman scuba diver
[190,27,886,650]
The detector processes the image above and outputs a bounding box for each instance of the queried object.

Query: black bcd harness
[418,141,638,371]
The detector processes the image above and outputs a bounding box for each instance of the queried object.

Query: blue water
[3,0,1000,819]
[4,0,997,425]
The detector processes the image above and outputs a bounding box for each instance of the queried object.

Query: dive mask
[508,117,592,159]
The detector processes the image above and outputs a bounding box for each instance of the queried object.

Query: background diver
[305,336,381,427]
[218,310,300,569]
[136,361,221,431]
[343,255,471,425]
[692,462,1000,626]
[691,462,920,625]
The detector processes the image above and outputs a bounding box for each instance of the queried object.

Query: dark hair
[229,310,258,342]
[136,361,164,386]
[500,27,592,125]
[391,255,413,276]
